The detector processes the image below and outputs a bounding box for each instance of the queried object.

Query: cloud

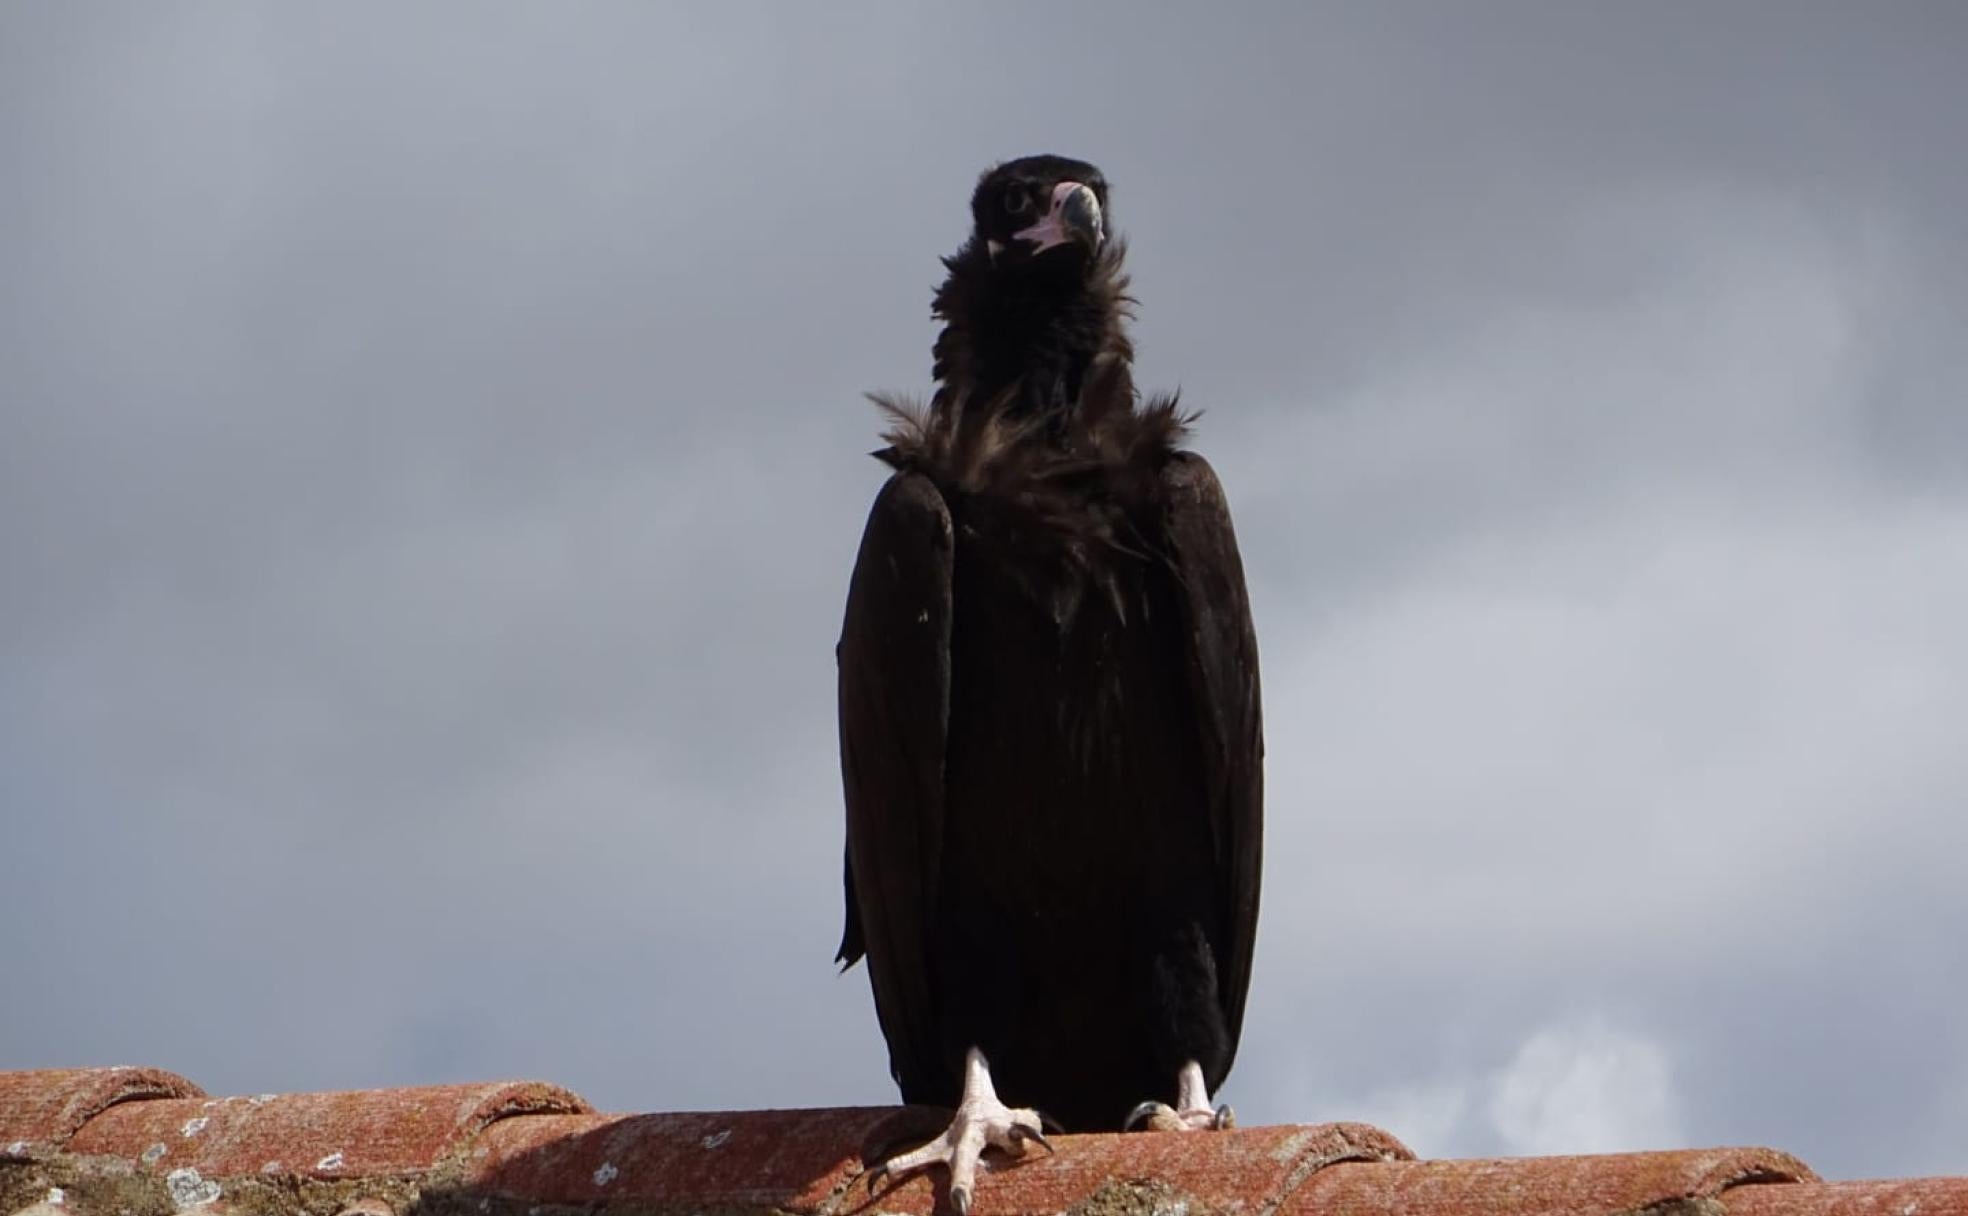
[1488,1020,1682,1157]
[1229,178,1968,1174]
[1337,1017,1682,1160]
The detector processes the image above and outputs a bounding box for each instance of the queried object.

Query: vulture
[836,155,1263,1209]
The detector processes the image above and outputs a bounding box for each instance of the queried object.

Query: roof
[1,1067,1960,1215]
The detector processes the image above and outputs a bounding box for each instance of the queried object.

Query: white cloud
[1233,185,1967,1175]
[1321,1017,1683,1160]
[1488,1019,1683,1156]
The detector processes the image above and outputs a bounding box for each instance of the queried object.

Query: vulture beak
[1014,181,1103,255]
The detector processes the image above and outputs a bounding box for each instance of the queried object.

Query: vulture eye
[1002,183,1033,216]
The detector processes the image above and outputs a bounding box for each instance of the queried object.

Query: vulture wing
[1162,451,1265,1066]
[835,470,955,1096]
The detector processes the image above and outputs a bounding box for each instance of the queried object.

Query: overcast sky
[4,2,1965,1183]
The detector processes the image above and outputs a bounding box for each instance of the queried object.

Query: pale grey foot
[868,1047,1052,1215]
[1123,1059,1236,1132]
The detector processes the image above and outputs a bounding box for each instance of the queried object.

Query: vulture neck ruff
[871,236,1190,508]
[930,238,1133,432]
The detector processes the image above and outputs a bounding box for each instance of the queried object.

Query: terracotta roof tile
[1726,1176,1968,1214]
[0,1067,204,1157]
[466,1105,897,1213]
[64,1080,590,1180]
[465,1106,1408,1215]
[3,1067,1966,1216]
[1289,1147,1815,1216]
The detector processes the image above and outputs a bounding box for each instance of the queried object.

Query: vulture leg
[868,1047,1051,1215]
[1123,1060,1236,1132]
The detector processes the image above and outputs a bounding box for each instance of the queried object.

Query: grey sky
[4,3,1965,1182]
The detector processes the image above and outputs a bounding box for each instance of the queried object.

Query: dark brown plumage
[836,156,1263,1143]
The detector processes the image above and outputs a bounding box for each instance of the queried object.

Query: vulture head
[969,155,1109,281]
[893,154,1144,457]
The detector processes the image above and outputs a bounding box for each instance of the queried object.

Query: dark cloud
[3,3,1964,1181]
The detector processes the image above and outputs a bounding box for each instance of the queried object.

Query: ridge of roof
[1,1067,1958,1216]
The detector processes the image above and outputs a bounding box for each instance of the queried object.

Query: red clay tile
[0,1067,205,1156]
[1285,1147,1817,1216]
[24,1068,1968,1216]
[464,1108,1408,1216]
[853,1119,1412,1216]
[466,1106,902,1213]
[1726,1176,1968,1214]
[64,1080,591,1181]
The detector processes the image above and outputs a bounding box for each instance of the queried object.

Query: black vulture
[836,155,1263,1209]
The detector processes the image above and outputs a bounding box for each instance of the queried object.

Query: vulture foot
[867,1048,1051,1215]
[1123,1101,1235,1131]
[1123,1059,1235,1132]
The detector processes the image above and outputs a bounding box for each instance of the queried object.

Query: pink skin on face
[1012,180,1103,253]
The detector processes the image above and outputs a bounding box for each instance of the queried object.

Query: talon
[864,1050,1045,1209]
[1129,1061,1234,1132]
[1039,1111,1066,1135]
